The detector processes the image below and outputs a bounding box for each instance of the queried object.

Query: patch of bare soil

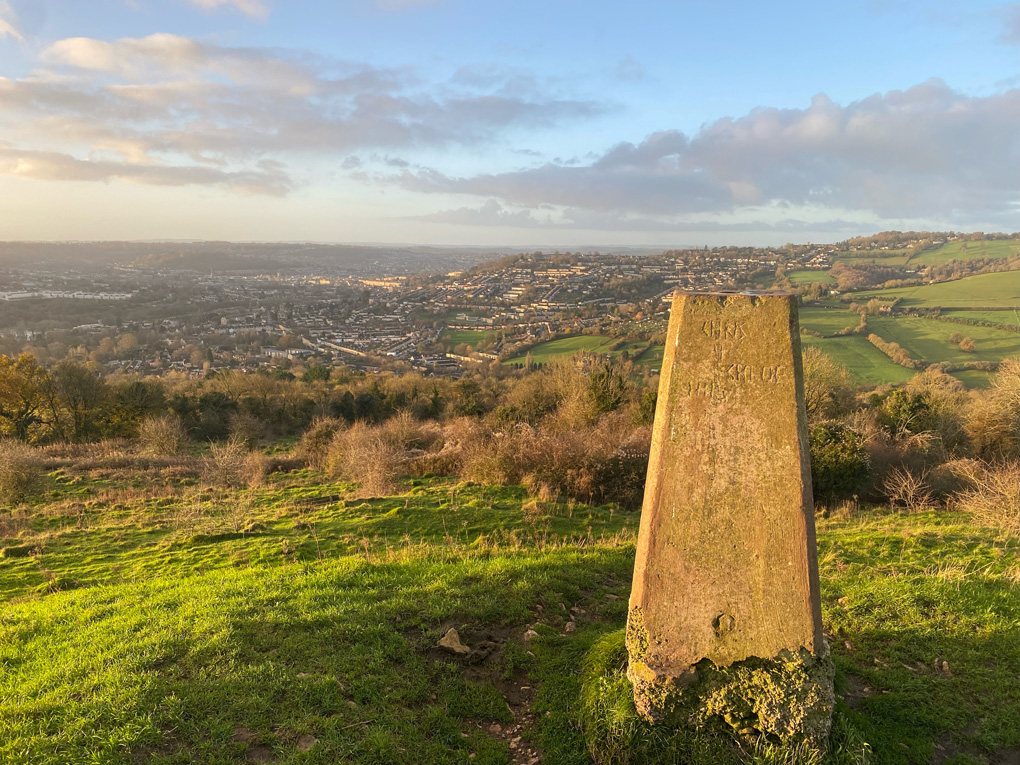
[429,622,545,764]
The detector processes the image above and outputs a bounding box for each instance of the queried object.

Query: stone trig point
[627,291,834,744]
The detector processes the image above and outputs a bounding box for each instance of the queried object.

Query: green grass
[866,316,1019,367]
[2,467,1017,764]
[800,335,916,385]
[833,248,913,266]
[800,307,858,336]
[504,336,664,367]
[850,272,1020,309]
[790,270,837,286]
[442,329,492,347]
[912,240,1020,267]
[949,370,993,389]
[941,309,1020,329]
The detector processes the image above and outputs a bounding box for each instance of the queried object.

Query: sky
[0,0,1017,246]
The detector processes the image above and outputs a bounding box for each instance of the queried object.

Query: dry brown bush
[951,460,1019,535]
[325,421,405,496]
[139,413,188,456]
[882,466,935,511]
[0,439,43,504]
[458,415,650,509]
[965,358,1020,460]
[228,412,266,447]
[207,435,267,488]
[297,416,347,470]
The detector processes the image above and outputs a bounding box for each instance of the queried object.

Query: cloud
[187,0,269,18]
[391,80,1020,225]
[1,34,603,195]
[413,200,867,234]
[614,55,645,82]
[376,0,440,9]
[0,1,23,40]
[0,146,291,193]
[1000,4,1020,44]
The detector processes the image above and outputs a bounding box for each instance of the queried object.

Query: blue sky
[0,0,1016,245]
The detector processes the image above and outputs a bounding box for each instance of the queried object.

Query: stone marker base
[627,611,835,746]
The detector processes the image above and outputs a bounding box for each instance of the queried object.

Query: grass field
[1,465,1017,764]
[866,316,1019,368]
[800,307,858,335]
[442,328,493,347]
[833,248,913,266]
[800,335,916,385]
[912,240,1020,267]
[850,272,1020,309]
[941,309,1020,329]
[505,336,665,368]
[790,270,837,286]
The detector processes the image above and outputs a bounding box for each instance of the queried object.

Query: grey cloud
[1000,4,1020,44]
[392,80,1020,224]
[614,55,645,82]
[414,201,866,234]
[0,146,291,193]
[187,0,269,18]
[2,33,604,195]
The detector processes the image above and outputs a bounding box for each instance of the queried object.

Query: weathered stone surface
[439,627,471,654]
[627,291,830,741]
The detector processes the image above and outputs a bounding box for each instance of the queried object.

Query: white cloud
[187,0,269,19]
[0,34,603,195]
[0,1,23,41]
[393,80,1020,227]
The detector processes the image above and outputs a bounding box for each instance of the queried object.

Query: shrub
[325,421,406,496]
[207,435,266,488]
[809,423,870,502]
[802,347,855,423]
[882,466,934,511]
[297,416,347,470]
[138,414,188,456]
[228,412,265,447]
[965,358,1020,460]
[0,439,43,504]
[952,460,1019,535]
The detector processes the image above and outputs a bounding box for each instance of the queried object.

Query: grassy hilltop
[1,451,1018,765]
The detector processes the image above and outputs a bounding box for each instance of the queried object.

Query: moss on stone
[589,629,853,763]
[627,605,834,747]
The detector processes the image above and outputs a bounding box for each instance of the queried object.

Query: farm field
[941,309,1020,329]
[833,247,913,265]
[505,335,664,367]
[799,334,916,385]
[799,306,858,335]
[866,316,1019,368]
[850,271,1020,309]
[1,465,1017,765]
[789,270,836,285]
[442,328,493,347]
[912,239,1020,267]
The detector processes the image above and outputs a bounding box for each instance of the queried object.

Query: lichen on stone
[628,636,835,747]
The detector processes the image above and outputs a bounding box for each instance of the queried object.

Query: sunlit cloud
[187,0,269,19]
[393,80,1020,227]
[0,33,603,194]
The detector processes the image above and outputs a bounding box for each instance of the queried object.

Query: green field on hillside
[833,248,913,265]
[790,270,837,285]
[505,336,664,367]
[866,316,1019,368]
[940,309,1020,329]
[912,240,1020,266]
[800,307,858,335]
[1,466,1017,765]
[851,271,1020,309]
[443,328,493,347]
[799,335,916,385]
